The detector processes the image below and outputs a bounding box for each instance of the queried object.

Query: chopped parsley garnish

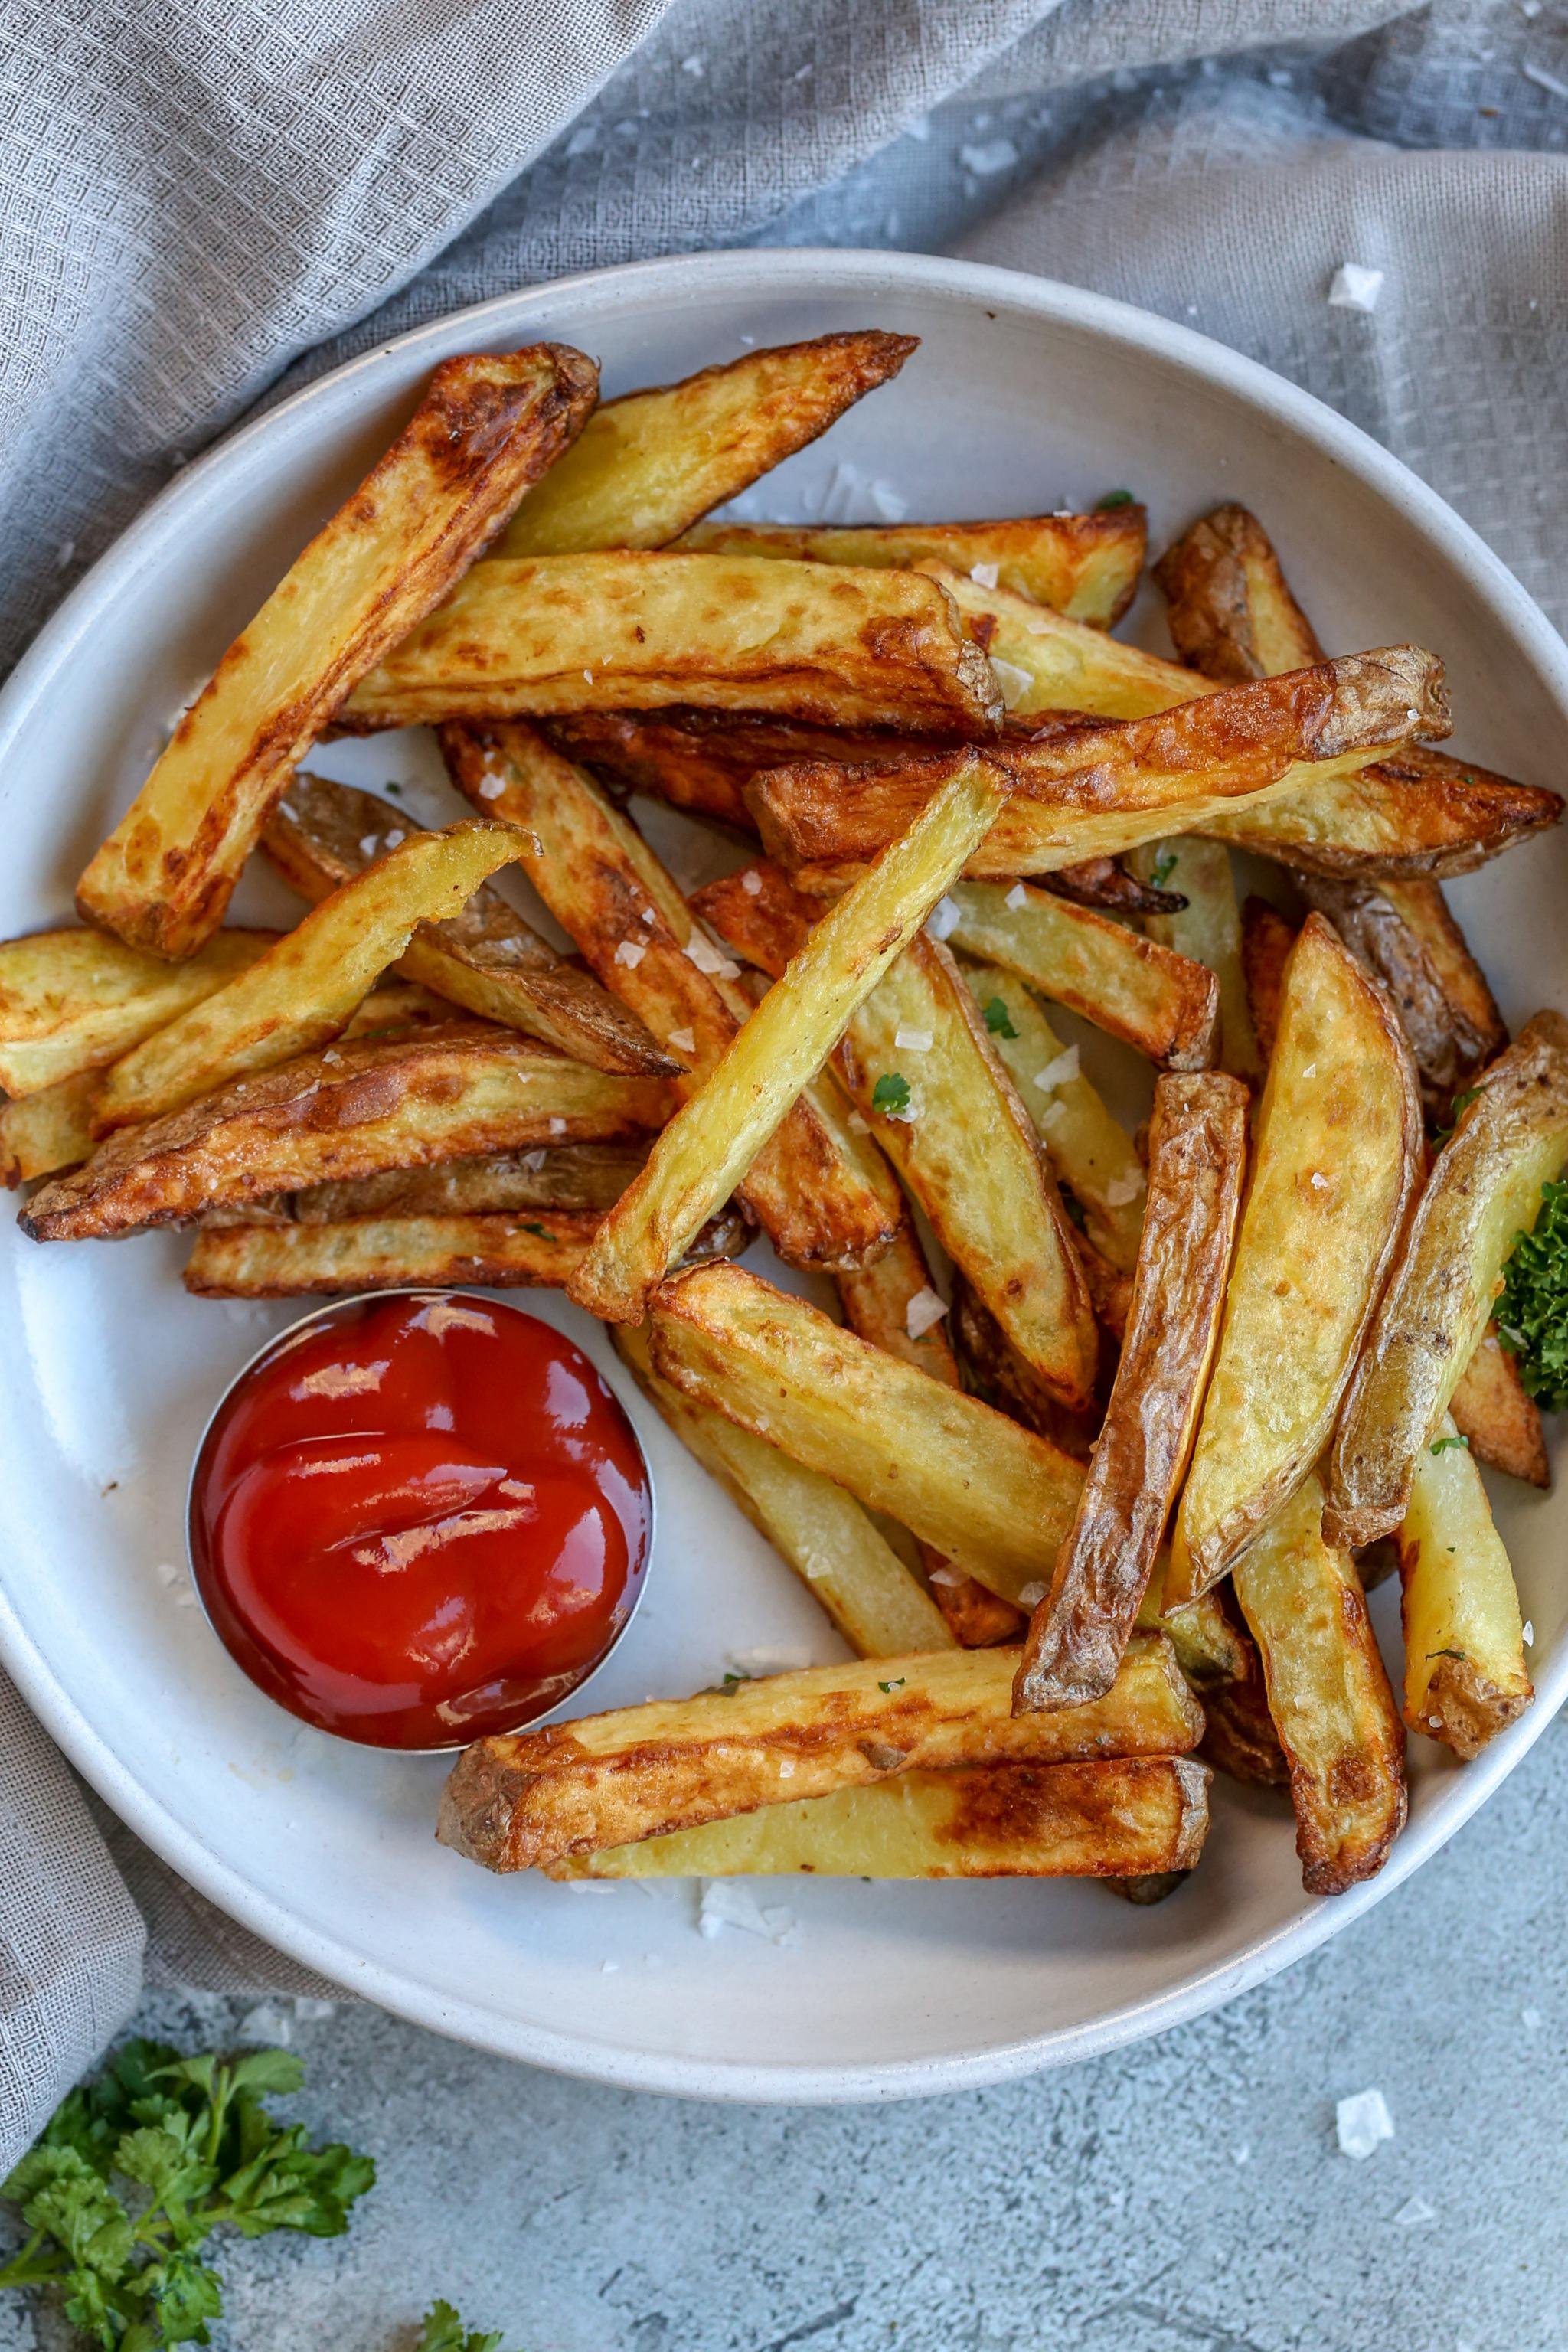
[1095,489,1135,511]
[982,997,1018,1040]
[1429,1432,1470,1455]
[719,1670,751,1694]
[520,1222,555,1240]
[419,2301,511,2352]
[1426,1648,1468,1662]
[871,1072,911,1116]
[877,1678,906,1694]
[1150,850,1179,889]
[1498,1176,1568,1409]
[384,780,403,797]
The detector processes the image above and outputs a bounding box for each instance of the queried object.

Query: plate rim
[4,243,1566,2104]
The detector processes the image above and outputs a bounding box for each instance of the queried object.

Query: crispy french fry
[262,775,674,1076]
[935,566,1192,720]
[441,723,900,1276]
[679,508,1146,627]
[436,1632,1203,1870]
[338,553,1002,735]
[22,1027,670,1241]
[691,861,1097,1411]
[1169,914,1423,1602]
[569,758,1006,1323]
[184,1211,601,1297]
[291,1142,649,1223]
[613,1321,954,1661]
[95,822,525,1131]
[1134,1570,1287,1790]
[0,1069,100,1186]
[495,332,916,557]
[1326,1012,1568,1547]
[1396,1413,1534,1757]
[1231,1475,1406,1894]
[1016,1073,1249,1711]
[948,1277,1100,1462]
[1154,501,1323,681]
[648,1263,1084,1607]
[1126,839,1260,1084]
[0,927,279,1096]
[76,347,596,958]
[1379,877,1507,1070]
[548,1755,1210,1881]
[1240,896,1296,1063]
[1041,855,1187,917]
[1449,1322,1549,1488]
[748,648,1449,879]
[940,877,1220,1070]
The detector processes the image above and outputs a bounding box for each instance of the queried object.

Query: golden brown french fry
[691,861,1097,1412]
[748,648,1449,879]
[948,1277,1099,1460]
[184,1211,603,1297]
[441,722,900,1276]
[1126,840,1260,1084]
[1449,1322,1549,1487]
[495,332,916,557]
[262,775,674,1076]
[1240,896,1296,1064]
[613,1321,954,1661]
[648,1262,1083,1606]
[1326,1012,1568,1547]
[1396,1413,1534,1757]
[1154,501,1323,681]
[95,823,526,1130]
[338,552,1002,734]
[569,757,1006,1324]
[291,1142,650,1223]
[1230,1475,1406,1895]
[0,927,279,1096]
[22,1027,671,1241]
[1168,914,1423,1602]
[679,507,1146,627]
[548,1755,1210,1882]
[76,347,596,959]
[940,877,1220,1070]
[437,1632,1203,1870]
[1017,1073,1249,1711]
[1379,877,1507,1070]
[935,566,1191,720]
[0,1070,100,1185]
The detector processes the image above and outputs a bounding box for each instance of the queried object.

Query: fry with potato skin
[338,551,1003,735]
[0,927,279,1096]
[1127,839,1260,1085]
[93,822,527,1131]
[547,1756,1210,1882]
[76,346,598,958]
[0,1069,100,1186]
[261,774,675,1076]
[1299,874,1504,1122]
[1230,1475,1406,1895]
[436,1632,1202,1871]
[1169,914,1423,1602]
[648,1262,1084,1607]
[1239,896,1296,1063]
[1396,1413,1534,1757]
[1448,1322,1550,1487]
[21,1027,671,1242]
[289,1141,650,1224]
[1016,1073,1250,1713]
[568,757,1008,1324]
[1325,1011,1568,1547]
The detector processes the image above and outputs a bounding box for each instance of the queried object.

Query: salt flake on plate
[1394,2194,1435,2227]
[926,893,961,942]
[668,1025,696,1054]
[1016,1580,1047,1609]
[1328,263,1384,313]
[1335,2087,1394,2159]
[961,138,1019,177]
[699,1879,799,1945]
[905,1285,949,1340]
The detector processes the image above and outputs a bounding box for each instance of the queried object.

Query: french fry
[939,877,1220,1070]
[262,776,675,1076]
[338,553,1003,735]
[1448,1322,1549,1487]
[679,507,1146,627]
[436,1632,1203,1870]
[948,1277,1100,1462]
[441,723,901,1276]
[748,648,1449,879]
[1168,914,1423,1602]
[568,757,1007,1323]
[648,1262,1084,1607]
[1396,1413,1534,1756]
[22,1027,671,1241]
[1126,840,1260,1084]
[1240,897,1296,1063]
[1016,1073,1249,1711]
[934,565,1193,720]
[613,1321,954,1661]
[291,1141,650,1223]
[691,862,1098,1411]
[0,1069,100,1186]
[547,1756,1210,1882]
[1379,877,1507,1069]
[76,347,597,958]
[1133,1569,1287,1790]
[1230,1475,1406,1894]
[494,332,916,557]
[1154,501,1323,681]
[1040,855,1188,917]
[1325,1012,1568,1546]
[0,927,279,1096]
[94,822,526,1131]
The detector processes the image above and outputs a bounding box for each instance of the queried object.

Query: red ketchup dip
[189,1292,651,1749]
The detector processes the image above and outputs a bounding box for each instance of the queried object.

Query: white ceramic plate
[4,250,1566,2105]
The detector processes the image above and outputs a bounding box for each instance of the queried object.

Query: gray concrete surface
[5,1713,1565,2352]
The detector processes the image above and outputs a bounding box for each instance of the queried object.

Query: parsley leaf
[1150,850,1179,889]
[419,2301,510,2352]
[1429,1432,1470,1454]
[0,2039,374,2348]
[1498,1177,1568,1410]
[1426,1648,1468,1662]
[877,1678,906,1694]
[1094,489,1135,511]
[982,997,1018,1040]
[871,1072,911,1116]
[520,1223,555,1240]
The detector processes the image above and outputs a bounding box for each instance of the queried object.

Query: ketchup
[189,1293,651,1749]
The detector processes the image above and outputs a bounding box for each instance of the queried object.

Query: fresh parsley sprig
[1498,1176,1568,1410]
[418,2301,510,2352]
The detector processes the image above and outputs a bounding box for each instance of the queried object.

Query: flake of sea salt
[1328,263,1384,313]
[565,123,598,157]
[1016,1581,1047,1609]
[961,138,1020,177]
[548,1116,567,1135]
[668,1026,696,1054]
[727,1647,813,1677]
[684,931,740,979]
[740,867,763,895]
[1524,1620,1535,1645]
[927,1564,965,1588]
[1034,1045,1080,1093]
[848,1109,871,1133]
[1523,2006,1543,2030]
[614,938,647,969]
[894,1026,933,1053]
[698,1880,799,1944]
[477,771,506,800]
[989,656,1034,708]
[1335,2088,1394,2160]
[1005,881,1030,910]
[1395,2195,1436,2227]
[905,1286,949,1340]
[1523,58,1568,99]
[1106,1173,1145,1207]
[969,561,1001,590]
[521,1148,547,1171]
[681,52,704,74]
[925,894,961,941]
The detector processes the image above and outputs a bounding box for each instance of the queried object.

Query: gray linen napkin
[4,0,1565,2159]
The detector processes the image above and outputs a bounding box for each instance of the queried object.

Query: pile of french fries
[6,327,1566,1903]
